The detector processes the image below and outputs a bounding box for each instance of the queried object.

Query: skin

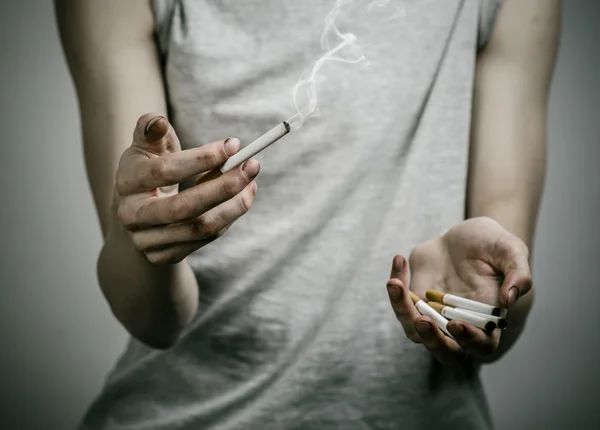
[55,0,260,348]
[386,0,561,365]
[54,0,560,358]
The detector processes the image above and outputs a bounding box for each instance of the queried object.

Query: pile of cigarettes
[409,290,507,338]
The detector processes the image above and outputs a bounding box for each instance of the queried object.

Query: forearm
[56,0,200,348]
[99,207,198,349]
[465,0,561,362]
[467,198,539,362]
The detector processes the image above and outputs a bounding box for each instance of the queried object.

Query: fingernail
[395,255,404,272]
[508,287,520,308]
[250,181,258,194]
[223,138,240,156]
[448,324,465,338]
[415,321,432,334]
[145,117,163,135]
[386,283,402,298]
[242,159,260,178]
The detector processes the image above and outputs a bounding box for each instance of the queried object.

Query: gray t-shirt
[80,1,502,429]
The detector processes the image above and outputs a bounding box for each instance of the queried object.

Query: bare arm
[467,0,561,360]
[55,0,199,348]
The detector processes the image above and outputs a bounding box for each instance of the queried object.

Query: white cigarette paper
[426,290,503,317]
[219,122,291,173]
[428,302,496,331]
[410,292,453,339]
[456,308,507,330]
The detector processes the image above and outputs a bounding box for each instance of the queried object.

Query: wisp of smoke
[286,0,402,131]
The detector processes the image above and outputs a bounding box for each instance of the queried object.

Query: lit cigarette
[409,291,453,339]
[425,290,504,317]
[196,121,291,185]
[427,302,497,332]
[454,308,508,330]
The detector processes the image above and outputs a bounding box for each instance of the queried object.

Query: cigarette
[196,121,291,185]
[409,291,453,339]
[427,302,497,332]
[453,307,508,330]
[425,290,504,317]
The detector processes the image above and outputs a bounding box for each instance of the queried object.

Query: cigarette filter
[455,307,507,330]
[426,290,503,317]
[427,302,497,332]
[196,122,291,185]
[409,291,453,339]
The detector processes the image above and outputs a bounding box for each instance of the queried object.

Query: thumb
[499,259,532,310]
[389,254,410,287]
[492,234,533,309]
[133,113,180,155]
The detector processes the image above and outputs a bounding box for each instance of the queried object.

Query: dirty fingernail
[387,283,402,298]
[508,286,520,308]
[448,324,465,338]
[145,116,163,135]
[415,321,432,334]
[224,138,240,156]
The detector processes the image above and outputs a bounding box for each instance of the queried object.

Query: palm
[408,218,527,306]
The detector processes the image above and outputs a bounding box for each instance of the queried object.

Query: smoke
[286,0,403,131]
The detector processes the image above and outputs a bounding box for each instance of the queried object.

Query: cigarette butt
[425,289,504,317]
[454,307,508,330]
[428,302,497,331]
[195,168,223,185]
[425,290,445,303]
[427,301,445,313]
[410,291,453,338]
[409,291,421,305]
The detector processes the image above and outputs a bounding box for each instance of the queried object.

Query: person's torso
[81,1,501,429]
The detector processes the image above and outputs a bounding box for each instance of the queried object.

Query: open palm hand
[386,217,533,365]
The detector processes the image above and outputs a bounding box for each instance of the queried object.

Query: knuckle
[117,205,135,229]
[238,192,252,214]
[193,216,218,238]
[222,176,243,198]
[170,196,193,220]
[150,158,174,182]
[198,148,220,168]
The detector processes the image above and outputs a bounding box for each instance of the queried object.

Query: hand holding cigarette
[385,217,533,366]
[113,114,260,265]
[196,122,290,185]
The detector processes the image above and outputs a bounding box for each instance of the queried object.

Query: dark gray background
[0,1,598,429]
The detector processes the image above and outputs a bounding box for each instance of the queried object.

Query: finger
[119,137,242,196]
[491,233,533,309]
[130,181,257,249]
[133,113,179,154]
[123,160,259,229]
[414,316,465,366]
[132,138,241,193]
[389,254,410,287]
[145,238,217,265]
[386,280,422,343]
[447,321,500,358]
